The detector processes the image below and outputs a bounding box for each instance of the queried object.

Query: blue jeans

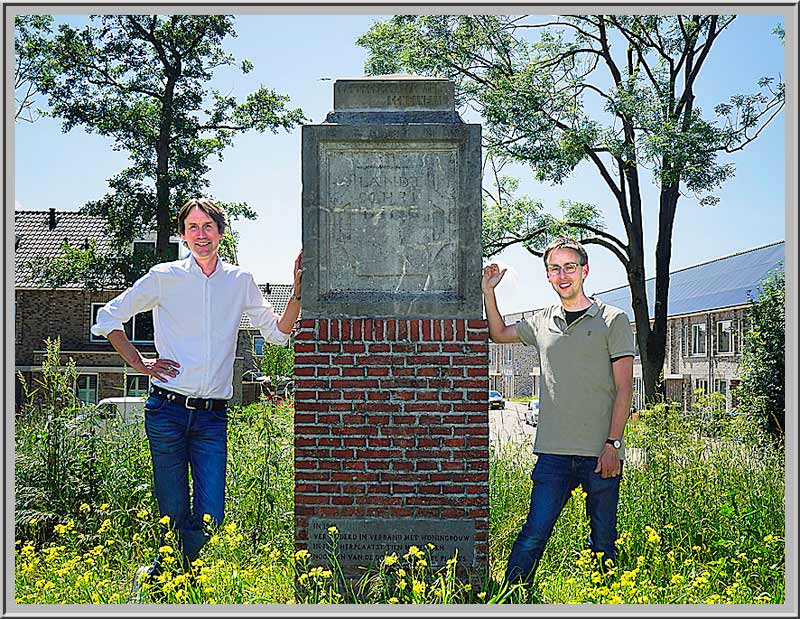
[504,454,622,584]
[143,393,228,572]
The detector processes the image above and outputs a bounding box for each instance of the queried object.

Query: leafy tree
[358,15,784,402]
[736,266,784,440]
[14,15,54,123]
[21,15,306,282]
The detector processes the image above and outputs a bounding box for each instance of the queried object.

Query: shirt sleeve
[91,269,160,339]
[607,311,636,359]
[515,315,537,347]
[242,273,290,346]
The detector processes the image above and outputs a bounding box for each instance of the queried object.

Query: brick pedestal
[294,318,489,574]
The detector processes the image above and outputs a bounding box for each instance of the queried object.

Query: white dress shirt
[92,256,289,400]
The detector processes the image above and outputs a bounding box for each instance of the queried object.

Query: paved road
[489,400,536,444]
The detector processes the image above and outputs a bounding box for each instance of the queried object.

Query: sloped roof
[239,283,296,329]
[14,209,116,287]
[594,241,785,320]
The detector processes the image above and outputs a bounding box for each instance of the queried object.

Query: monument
[295,75,488,580]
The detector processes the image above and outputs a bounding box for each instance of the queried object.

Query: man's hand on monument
[137,356,181,383]
[292,250,303,300]
[482,263,507,293]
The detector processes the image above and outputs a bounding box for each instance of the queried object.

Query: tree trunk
[155,73,177,260]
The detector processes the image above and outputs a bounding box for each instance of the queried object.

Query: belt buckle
[185,396,199,410]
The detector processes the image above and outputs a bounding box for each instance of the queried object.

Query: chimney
[48,208,56,230]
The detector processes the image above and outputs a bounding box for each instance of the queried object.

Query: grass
[14,367,785,605]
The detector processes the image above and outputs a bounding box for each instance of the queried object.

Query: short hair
[177,198,227,235]
[542,237,588,267]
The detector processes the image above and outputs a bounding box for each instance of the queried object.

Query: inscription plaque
[334,78,454,111]
[320,143,459,294]
[307,517,476,568]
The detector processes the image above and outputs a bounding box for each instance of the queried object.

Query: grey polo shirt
[516,298,635,459]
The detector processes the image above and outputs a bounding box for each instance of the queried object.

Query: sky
[13,11,788,315]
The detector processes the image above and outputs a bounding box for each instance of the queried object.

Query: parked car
[489,390,505,410]
[525,399,540,426]
[77,396,147,438]
[243,371,295,400]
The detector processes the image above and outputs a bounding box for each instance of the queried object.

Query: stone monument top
[327,74,459,124]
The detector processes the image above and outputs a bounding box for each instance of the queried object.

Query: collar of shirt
[553,298,600,331]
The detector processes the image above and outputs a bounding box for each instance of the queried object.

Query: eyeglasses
[546,262,581,276]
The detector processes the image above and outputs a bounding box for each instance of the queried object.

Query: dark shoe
[129,565,152,604]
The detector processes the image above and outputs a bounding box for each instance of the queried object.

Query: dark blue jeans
[504,453,622,584]
[143,393,228,572]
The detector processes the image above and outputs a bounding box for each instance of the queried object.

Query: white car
[526,399,540,426]
[489,390,506,410]
[77,396,147,438]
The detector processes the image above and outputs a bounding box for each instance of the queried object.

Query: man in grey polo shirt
[482,237,635,586]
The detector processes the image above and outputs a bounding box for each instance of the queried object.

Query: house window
[716,320,733,355]
[126,374,150,397]
[632,377,644,411]
[691,323,707,356]
[253,336,265,356]
[694,378,708,395]
[505,346,513,364]
[76,374,98,404]
[91,304,154,343]
[133,240,179,260]
[488,347,494,364]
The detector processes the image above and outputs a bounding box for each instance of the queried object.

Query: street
[489,400,536,444]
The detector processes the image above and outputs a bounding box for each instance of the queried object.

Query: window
[253,336,265,356]
[126,374,150,397]
[91,304,154,343]
[691,323,707,355]
[505,346,513,364]
[714,379,727,397]
[632,377,644,411]
[716,321,733,355]
[694,378,708,394]
[76,374,98,404]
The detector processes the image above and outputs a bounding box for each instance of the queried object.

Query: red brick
[363,319,373,341]
[330,320,340,339]
[319,320,329,341]
[444,320,454,341]
[433,320,442,340]
[294,330,314,340]
[391,342,413,353]
[422,321,432,340]
[318,391,342,400]
[295,367,316,376]
[341,320,351,340]
[368,392,390,400]
[295,343,315,353]
[352,319,363,340]
[318,343,341,353]
[295,355,330,365]
[318,367,340,376]
[374,319,384,340]
[367,367,390,376]
[332,355,355,365]
[452,356,485,366]
[467,319,487,329]
[456,320,465,340]
[386,320,396,340]
[341,367,365,377]
[369,343,390,353]
[300,319,315,329]
[343,437,367,447]
[404,403,452,412]
[397,320,408,340]
[467,367,488,377]
[410,320,420,341]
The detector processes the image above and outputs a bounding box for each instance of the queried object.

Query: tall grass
[14,355,785,605]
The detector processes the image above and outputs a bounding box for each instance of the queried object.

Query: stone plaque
[302,123,482,318]
[334,77,454,111]
[319,143,459,294]
[307,517,476,569]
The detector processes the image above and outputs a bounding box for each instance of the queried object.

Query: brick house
[15,208,292,408]
[489,240,784,411]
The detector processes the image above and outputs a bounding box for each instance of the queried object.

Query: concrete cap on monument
[333,74,455,112]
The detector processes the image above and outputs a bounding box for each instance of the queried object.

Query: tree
[14,15,54,123]
[23,15,306,279]
[357,15,784,402]
[736,266,784,441]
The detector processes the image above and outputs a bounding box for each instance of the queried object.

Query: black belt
[149,386,228,411]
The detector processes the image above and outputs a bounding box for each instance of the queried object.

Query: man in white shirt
[92,198,301,595]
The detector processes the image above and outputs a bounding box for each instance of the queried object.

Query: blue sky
[14,12,787,314]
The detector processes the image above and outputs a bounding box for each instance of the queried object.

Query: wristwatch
[291,293,301,302]
[606,438,621,449]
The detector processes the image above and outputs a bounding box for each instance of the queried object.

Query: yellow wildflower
[383,553,398,566]
[79,503,91,515]
[159,515,171,526]
[388,597,399,604]
[327,526,338,535]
